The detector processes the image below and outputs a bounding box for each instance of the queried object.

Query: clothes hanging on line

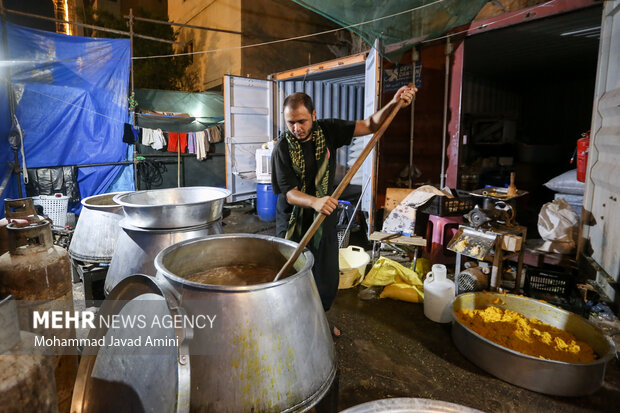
[207,125,222,143]
[142,128,166,150]
[195,130,208,160]
[123,123,140,144]
[187,132,196,154]
[168,132,187,153]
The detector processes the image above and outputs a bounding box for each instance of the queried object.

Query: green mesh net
[293,0,489,56]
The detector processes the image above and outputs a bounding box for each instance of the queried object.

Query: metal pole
[1,1,23,197]
[129,8,134,95]
[339,174,372,248]
[440,38,452,189]
[133,150,139,191]
[177,135,181,187]
[408,47,419,189]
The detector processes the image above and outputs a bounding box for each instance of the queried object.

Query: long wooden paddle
[273,95,407,281]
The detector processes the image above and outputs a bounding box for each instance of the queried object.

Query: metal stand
[369,231,426,270]
[70,258,107,307]
[454,225,527,292]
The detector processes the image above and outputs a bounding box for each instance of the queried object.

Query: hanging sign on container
[383,62,422,92]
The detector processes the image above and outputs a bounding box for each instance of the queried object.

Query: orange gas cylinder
[576,131,590,182]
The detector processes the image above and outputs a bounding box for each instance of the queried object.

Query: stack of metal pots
[104,187,230,294]
[72,234,336,413]
[68,192,125,265]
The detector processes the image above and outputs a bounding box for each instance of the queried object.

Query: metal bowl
[113,187,230,229]
[452,292,616,396]
[340,398,485,412]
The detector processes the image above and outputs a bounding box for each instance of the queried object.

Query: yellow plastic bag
[380,282,424,303]
[362,257,425,303]
[362,257,424,287]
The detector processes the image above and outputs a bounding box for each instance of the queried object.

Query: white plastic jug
[424,264,455,323]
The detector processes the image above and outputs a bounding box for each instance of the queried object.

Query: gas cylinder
[0,220,77,413]
[0,295,59,413]
[576,131,590,182]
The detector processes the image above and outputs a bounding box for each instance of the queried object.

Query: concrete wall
[123,0,167,17]
[169,0,242,91]
[239,0,348,80]
[169,0,350,91]
[91,0,121,16]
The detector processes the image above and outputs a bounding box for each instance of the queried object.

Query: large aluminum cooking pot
[104,219,222,295]
[69,192,125,263]
[340,398,485,412]
[72,234,336,413]
[452,292,616,396]
[113,186,230,229]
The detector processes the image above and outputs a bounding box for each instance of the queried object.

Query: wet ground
[224,203,620,413]
[71,203,620,412]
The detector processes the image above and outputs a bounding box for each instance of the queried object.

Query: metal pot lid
[340,398,486,413]
[72,275,190,413]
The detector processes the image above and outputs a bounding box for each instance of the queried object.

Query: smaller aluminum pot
[104,219,223,295]
[113,187,230,229]
[69,192,125,263]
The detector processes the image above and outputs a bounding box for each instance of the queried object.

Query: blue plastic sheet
[0,22,130,216]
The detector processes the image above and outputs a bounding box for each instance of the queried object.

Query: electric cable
[136,157,167,189]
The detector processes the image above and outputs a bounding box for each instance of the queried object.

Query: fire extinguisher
[571,131,590,183]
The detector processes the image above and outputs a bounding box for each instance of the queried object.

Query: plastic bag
[362,257,424,287]
[537,198,579,254]
[362,257,424,303]
[544,169,585,195]
[380,282,424,303]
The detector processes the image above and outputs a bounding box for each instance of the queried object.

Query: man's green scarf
[284,121,329,248]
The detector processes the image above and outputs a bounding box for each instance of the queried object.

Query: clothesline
[138,125,223,161]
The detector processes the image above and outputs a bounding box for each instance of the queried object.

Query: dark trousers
[307,228,339,311]
[277,222,339,312]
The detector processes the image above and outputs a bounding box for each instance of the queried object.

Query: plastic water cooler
[255,141,277,222]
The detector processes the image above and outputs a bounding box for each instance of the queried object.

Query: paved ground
[71,203,620,412]
[222,204,620,413]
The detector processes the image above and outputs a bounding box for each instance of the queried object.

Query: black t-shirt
[271,118,356,238]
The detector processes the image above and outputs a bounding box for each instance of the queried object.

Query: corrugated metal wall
[580,0,620,305]
[461,73,522,115]
[279,80,364,122]
[277,77,366,184]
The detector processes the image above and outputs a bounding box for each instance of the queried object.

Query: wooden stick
[273,98,406,281]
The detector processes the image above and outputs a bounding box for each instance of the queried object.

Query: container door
[580,0,620,304]
[224,75,274,202]
[360,41,381,235]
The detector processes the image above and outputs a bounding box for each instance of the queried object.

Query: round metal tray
[340,398,484,413]
[452,292,615,396]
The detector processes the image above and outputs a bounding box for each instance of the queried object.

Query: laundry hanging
[167,132,188,153]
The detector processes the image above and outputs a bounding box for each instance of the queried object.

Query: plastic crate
[32,193,69,229]
[524,266,573,298]
[337,228,350,248]
[417,195,475,217]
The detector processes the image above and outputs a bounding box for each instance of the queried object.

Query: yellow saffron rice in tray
[455,306,597,363]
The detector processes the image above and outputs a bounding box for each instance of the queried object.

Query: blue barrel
[256,183,277,222]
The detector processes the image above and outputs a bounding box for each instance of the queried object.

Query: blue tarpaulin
[0,22,130,217]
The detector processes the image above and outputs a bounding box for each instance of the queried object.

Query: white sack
[537,198,579,254]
